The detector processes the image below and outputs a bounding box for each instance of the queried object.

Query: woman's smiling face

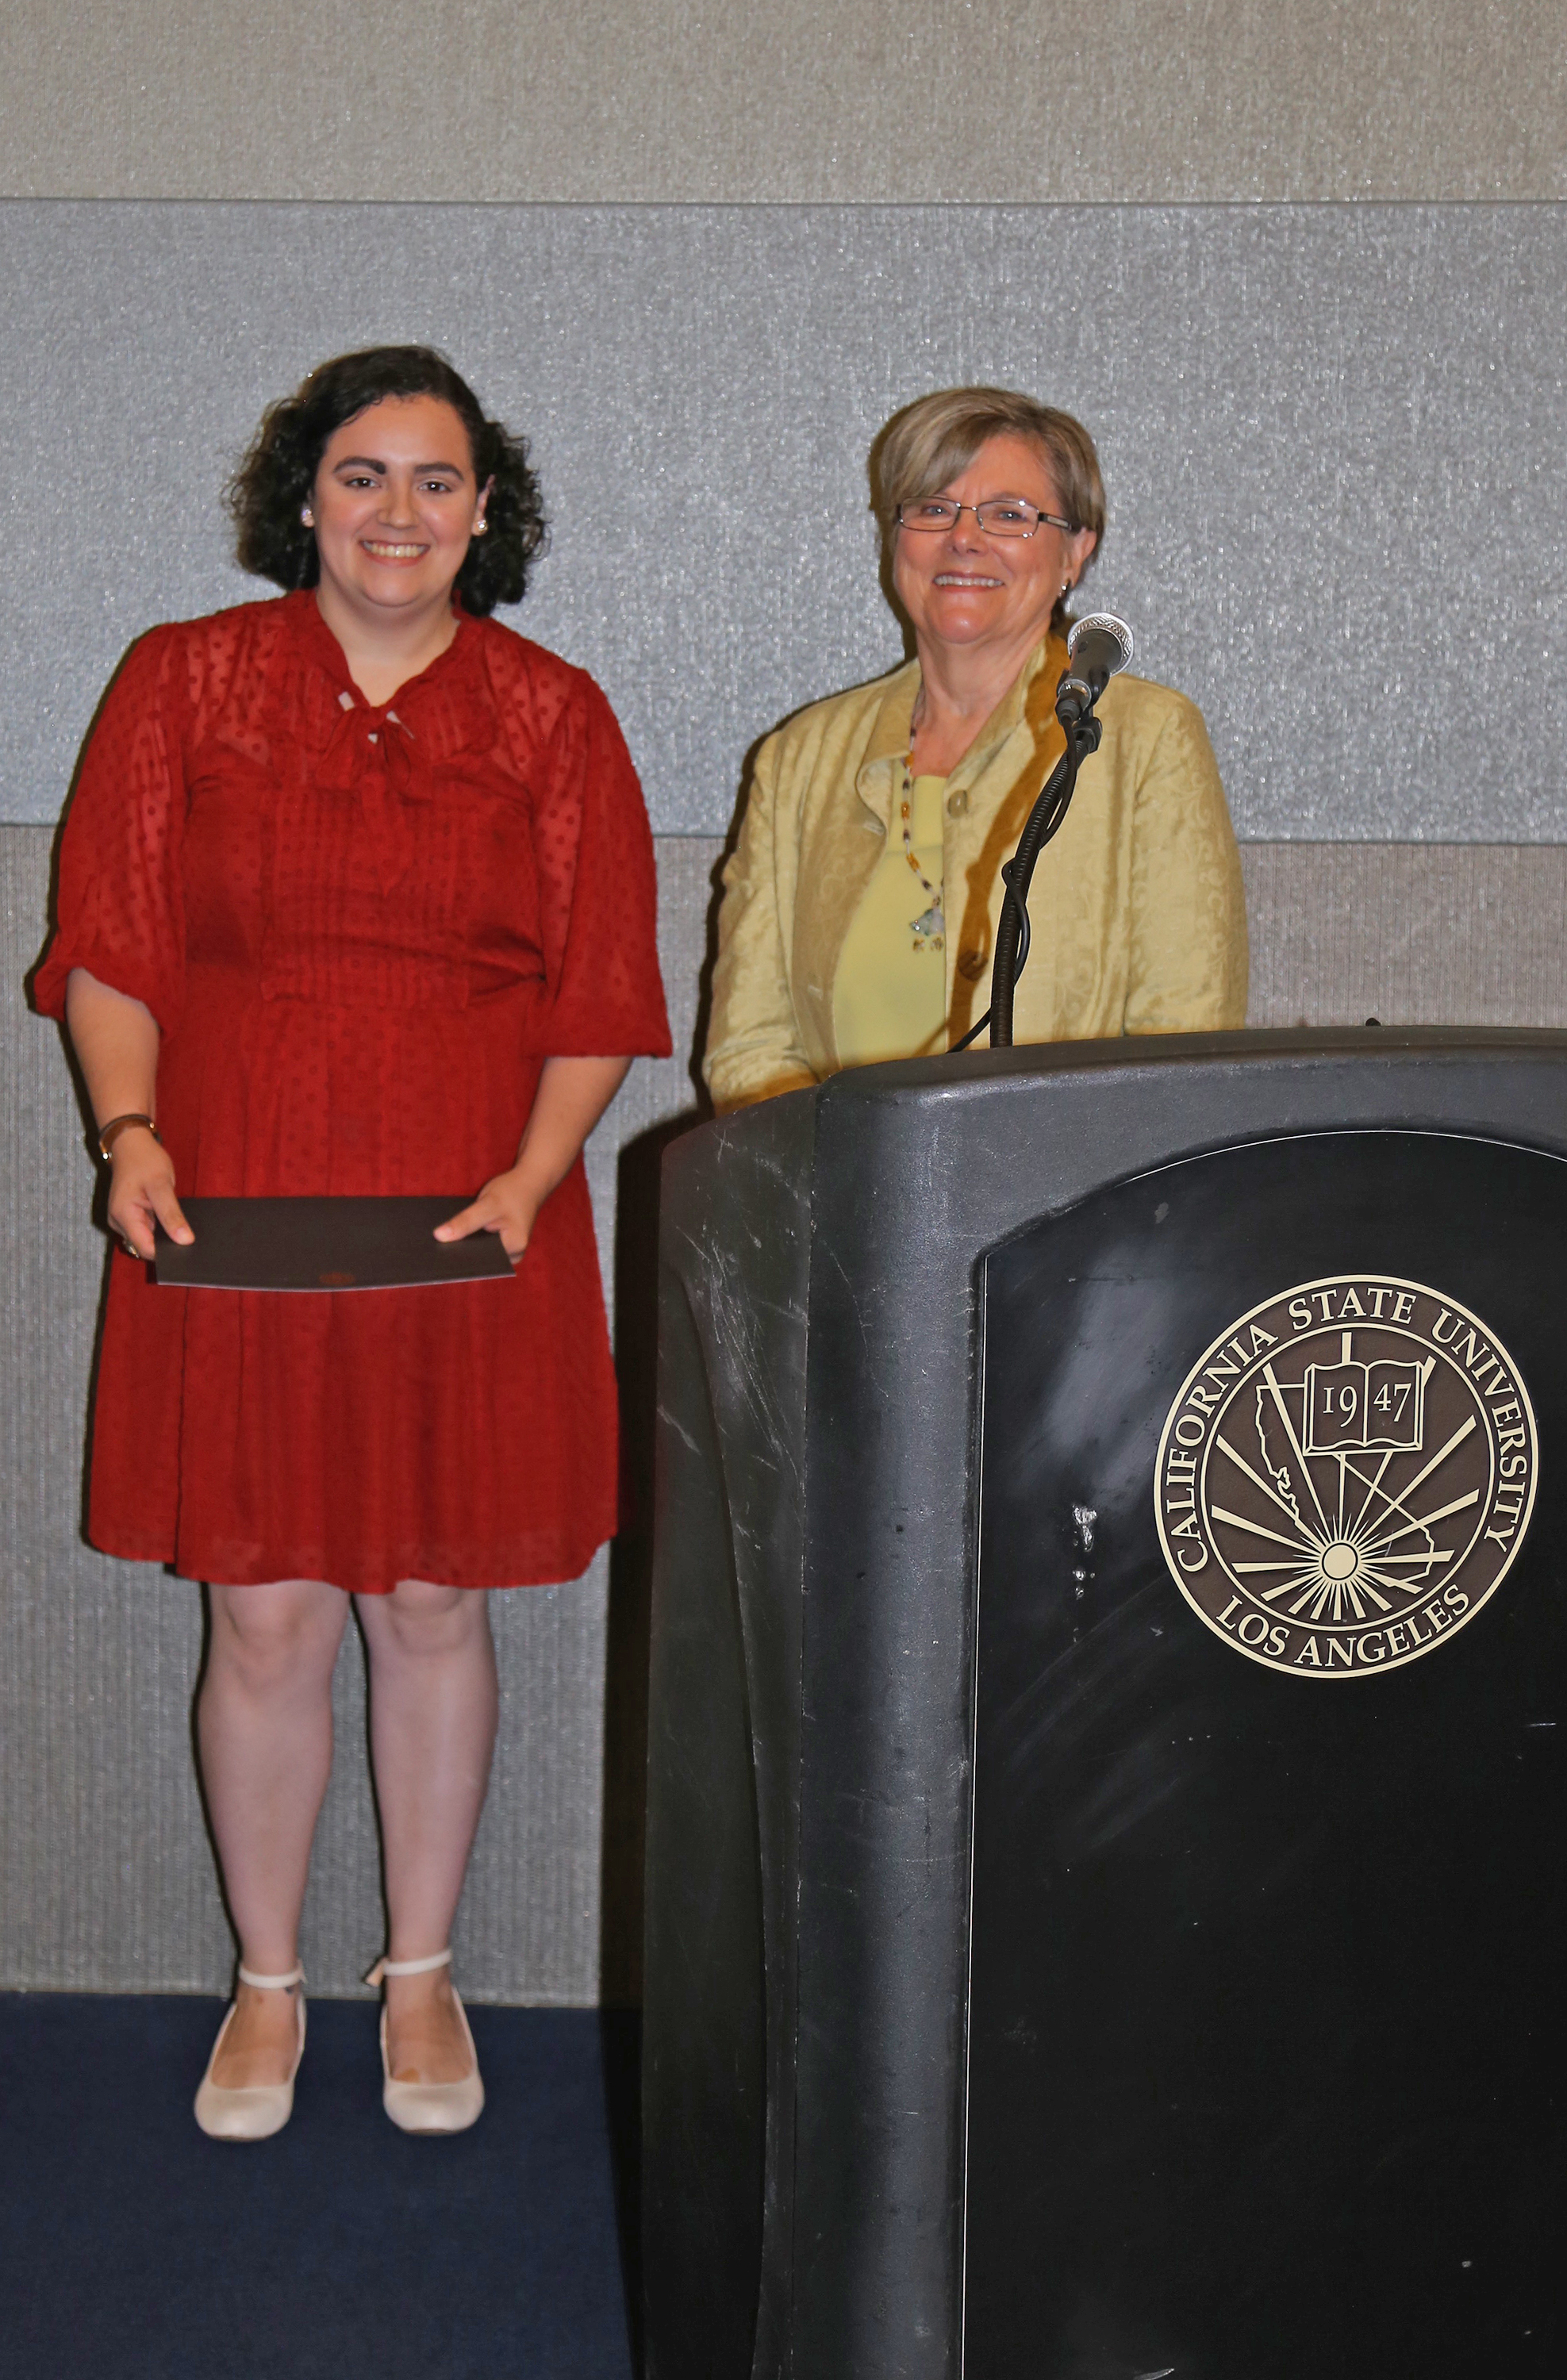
[309,395,486,620]
[890,429,1098,662]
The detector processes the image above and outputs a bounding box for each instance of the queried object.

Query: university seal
[1153,1276,1537,1678]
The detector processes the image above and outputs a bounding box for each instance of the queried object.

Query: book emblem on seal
[1153,1276,1537,1678]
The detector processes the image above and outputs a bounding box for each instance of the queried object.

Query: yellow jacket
[703,630,1248,1112]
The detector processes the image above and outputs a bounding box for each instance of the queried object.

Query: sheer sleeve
[527,670,671,1058]
[32,626,190,1031]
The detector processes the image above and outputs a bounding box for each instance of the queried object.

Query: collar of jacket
[851,628,1070,827]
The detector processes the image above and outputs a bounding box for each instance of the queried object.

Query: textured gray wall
[3,202,1565,841]
[3,3,1563,202]
[7,823,1567,1998]
[6,4,1567,2001]
[1241,845,1567,1030]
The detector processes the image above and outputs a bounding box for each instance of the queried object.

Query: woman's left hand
[434,1055,632,1265]
[434,1166,544,1263]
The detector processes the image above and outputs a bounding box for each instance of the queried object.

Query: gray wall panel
[1242,843,1567,1030]
[4,0,1562,2017]
[3,3,1563,204]
[2,202,1565,843]
[6,819,1565,1998]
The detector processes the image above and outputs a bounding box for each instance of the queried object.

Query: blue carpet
[0,1994,637,2380]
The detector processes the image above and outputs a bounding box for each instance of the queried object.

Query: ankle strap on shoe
[237,1963,305,1990]
[364,1948,451,1984]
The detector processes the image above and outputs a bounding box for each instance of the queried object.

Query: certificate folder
[152,1197,513,1292]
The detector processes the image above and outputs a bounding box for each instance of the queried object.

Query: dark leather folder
[152,1197,514,1291]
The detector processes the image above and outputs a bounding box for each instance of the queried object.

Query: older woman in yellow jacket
[703,386,1247,1112]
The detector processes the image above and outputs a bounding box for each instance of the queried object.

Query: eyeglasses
[895,497,1076,539]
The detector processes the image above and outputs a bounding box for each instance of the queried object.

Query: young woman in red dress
[34,347,670,2139]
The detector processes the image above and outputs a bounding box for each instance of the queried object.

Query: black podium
[643,1031,1566,2380]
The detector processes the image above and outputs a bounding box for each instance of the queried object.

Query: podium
[643,1031,1566,2380]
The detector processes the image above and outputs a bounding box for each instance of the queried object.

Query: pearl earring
[301,505,314,528]
[473,516,488,536]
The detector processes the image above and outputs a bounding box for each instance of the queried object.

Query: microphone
[1055,612,1135,724]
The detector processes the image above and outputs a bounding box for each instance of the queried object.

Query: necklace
[901,762,945,954]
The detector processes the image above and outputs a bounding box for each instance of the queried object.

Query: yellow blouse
[832,773,949,1066]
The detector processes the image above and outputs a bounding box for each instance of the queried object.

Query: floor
[0,1994,639,2380]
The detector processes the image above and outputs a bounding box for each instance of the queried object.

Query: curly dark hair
[228,345,547,614]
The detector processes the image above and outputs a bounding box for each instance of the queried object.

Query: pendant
[910,902,946,952]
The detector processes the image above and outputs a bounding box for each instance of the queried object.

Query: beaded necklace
[901,762,945,954]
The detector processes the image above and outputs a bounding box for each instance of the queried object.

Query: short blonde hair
[870,386,1105,635]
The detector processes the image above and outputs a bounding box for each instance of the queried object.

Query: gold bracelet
[97,1113,161,1161]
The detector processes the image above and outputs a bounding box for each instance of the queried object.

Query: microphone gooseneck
[952,612,1135,1052]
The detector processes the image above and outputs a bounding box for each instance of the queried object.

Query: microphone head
[1066,612,1135,678]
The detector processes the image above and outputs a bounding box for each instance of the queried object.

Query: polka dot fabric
[35,593,671,1591]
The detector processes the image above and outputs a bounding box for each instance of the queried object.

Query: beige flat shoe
[193,1964,305,2142]
[365,1948,485,2135]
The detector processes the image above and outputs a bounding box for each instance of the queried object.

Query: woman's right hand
[107,1127,194,1260]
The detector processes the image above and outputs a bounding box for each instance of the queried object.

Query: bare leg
[356,1580,498,2082]
[198,1578,349,2085]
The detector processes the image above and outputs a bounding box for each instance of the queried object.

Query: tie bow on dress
[316,692,424,893]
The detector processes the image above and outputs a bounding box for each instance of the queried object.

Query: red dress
[34,592,671,1591]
